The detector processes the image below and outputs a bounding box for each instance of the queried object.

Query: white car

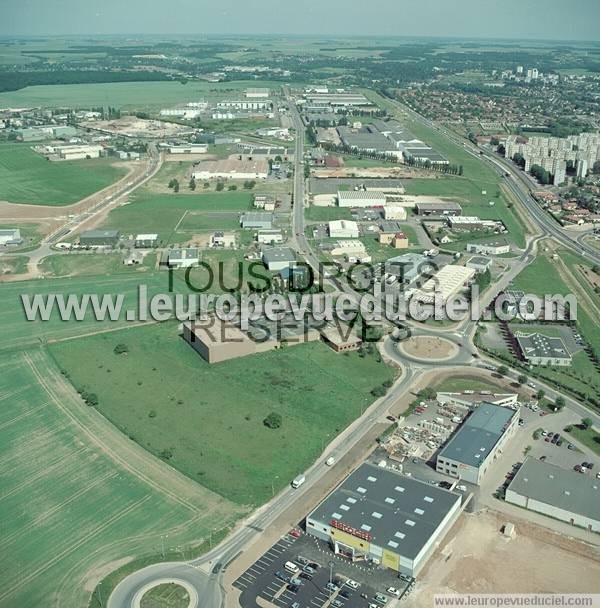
[387,587,401,597]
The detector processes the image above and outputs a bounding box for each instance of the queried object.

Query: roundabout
[396,335,460,363]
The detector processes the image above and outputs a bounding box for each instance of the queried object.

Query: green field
[511,254,600,401]
[40,252,157,277]
[101,191,254,242]
[305,206,353,222]
[0,143,127,206]
[49,322,396,506]
[566,425,600,456]
[0,80,281,109]
[434,375,512,393]
[0,272,185,351]
[0,348,242,608]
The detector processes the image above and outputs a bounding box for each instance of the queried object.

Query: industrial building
[385,253,433,284]
[447,216,501,231]
[211,231,236,248]
[436,391,518,409]
[241,212,274,230]
[306,462,462,577]
[0,228,23,246]
[257,229,284,244]
[415,202,462,216]
[384,204,407,221]
[515,332,572,367]
[329,240,368,259]
[79,230,120,248]
[192,158,269,180]
[262,247,296,272]
[167,248,200,268]
[411,265,476,304]
[329,220,360,239]
[337,191,387,208]
[168,144,208,155]
[466,239,510,256]
[466,256,492,273]
[134,234,159,248]
[436,402,519,485]
[505,458,600,532]
[57,145,104,160]
[245,88,270,98]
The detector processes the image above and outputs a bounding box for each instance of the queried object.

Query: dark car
[308,562,320,570]
[299,572,313,581]
[340,590,352,599]
[588,463,594,470]
[288,584,300,593]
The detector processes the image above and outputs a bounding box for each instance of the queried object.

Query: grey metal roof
[80,229,120,239]
[262,247,296,264]
[516,333,571,361]
[438,402,516,468]
[307,462,460,559]
[507,458,600,523]
[241,212,274,225]
[415,201,462,211]
[168,248,199,260]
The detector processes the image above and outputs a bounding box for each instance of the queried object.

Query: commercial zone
[306,463,462,577]
[436,402,519,485]
[506,458,600,532]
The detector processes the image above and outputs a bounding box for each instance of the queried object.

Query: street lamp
[160,534,168,559]
[97,581,103,608]
[271,475,279,498]
[329,560,335,600]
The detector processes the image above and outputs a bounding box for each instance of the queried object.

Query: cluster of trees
[530,164,551,185]
[404,155,464,175]
[263,412,282,429]
[0,70,171,93]
[168,178,180,193]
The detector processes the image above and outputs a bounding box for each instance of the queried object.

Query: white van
[284,561,300,574]
[291,474,306,489]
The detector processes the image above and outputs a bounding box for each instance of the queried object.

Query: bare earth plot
[0,348,244,608]
[408,510,600,606]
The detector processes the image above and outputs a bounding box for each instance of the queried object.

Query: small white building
[211,231,236,248]
[383,204,407,221]
[466,239,510,256]
[257,229,284,244]
[168,144,208,155]
[329,220,359,239]
[134,234,159,248]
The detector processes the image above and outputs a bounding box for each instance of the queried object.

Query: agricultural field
[0,272,187,351]
[0,255,28,277]
[49,321,397,506]
[0,143,127,206]
[0,80,281,109]
[0,348,242,608]
[100,191,255,243]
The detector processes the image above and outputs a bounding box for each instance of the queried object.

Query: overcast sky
[1,0,599,41]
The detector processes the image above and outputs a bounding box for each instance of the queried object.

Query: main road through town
[107,92,600,608]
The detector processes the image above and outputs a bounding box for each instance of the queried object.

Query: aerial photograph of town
[1,1,600,607]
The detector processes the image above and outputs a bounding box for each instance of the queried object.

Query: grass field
[434,375,510,393]
[140,582,190,608]
[49,322,396,506]
[511,253,600,400]
[0,80,281,109]
[0,348,242,608]
[39,252,157,277]
[305,206,353,222]
[566,425,600,457]
[0,143,127,206]
[0,272,187,351]
[101,191,254,243]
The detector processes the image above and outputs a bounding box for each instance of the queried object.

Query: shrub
[113,343,129,355]
[263,412,283,429]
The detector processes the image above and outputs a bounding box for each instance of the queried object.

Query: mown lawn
[0,143,126,206]
[49,322,397,506]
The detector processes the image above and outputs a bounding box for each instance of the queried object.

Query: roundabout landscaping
[397,335,460,363]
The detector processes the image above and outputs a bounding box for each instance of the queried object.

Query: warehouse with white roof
[337,190,386,208]
[306,462,462,577]
[411,264,476,304]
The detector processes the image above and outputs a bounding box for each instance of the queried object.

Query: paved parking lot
[233,530,410,608]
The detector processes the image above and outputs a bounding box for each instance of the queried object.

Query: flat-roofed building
[436,391,518,409]
[167,248,199,268]
[0,228,22,246]
[329,240,367,257]
[447,216,500,231]
[184,319,257,364]
[320,325,363,352]
[135,233,159,248]
[262,246,296,272]
[415,202,462,216]
[79,229,120,247]
[385,253,433,284]
[245,87,270,98]
[337,191,386,208]
[466,239,510,255]
[168,144,208,154]
[306,462,462,577]
[192,158,269,180]
[329,220,360,239]
[505,458,600,532]
[466,256,492,273]
[58,145,103,160]
[211,231,236,248]
[515,332,572,367]
[411,264,475,304]
[257,229,284,244]
[241,212,274,230]
[436,402,519,485]
[392,232,409,249]
[384,204,407,221]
